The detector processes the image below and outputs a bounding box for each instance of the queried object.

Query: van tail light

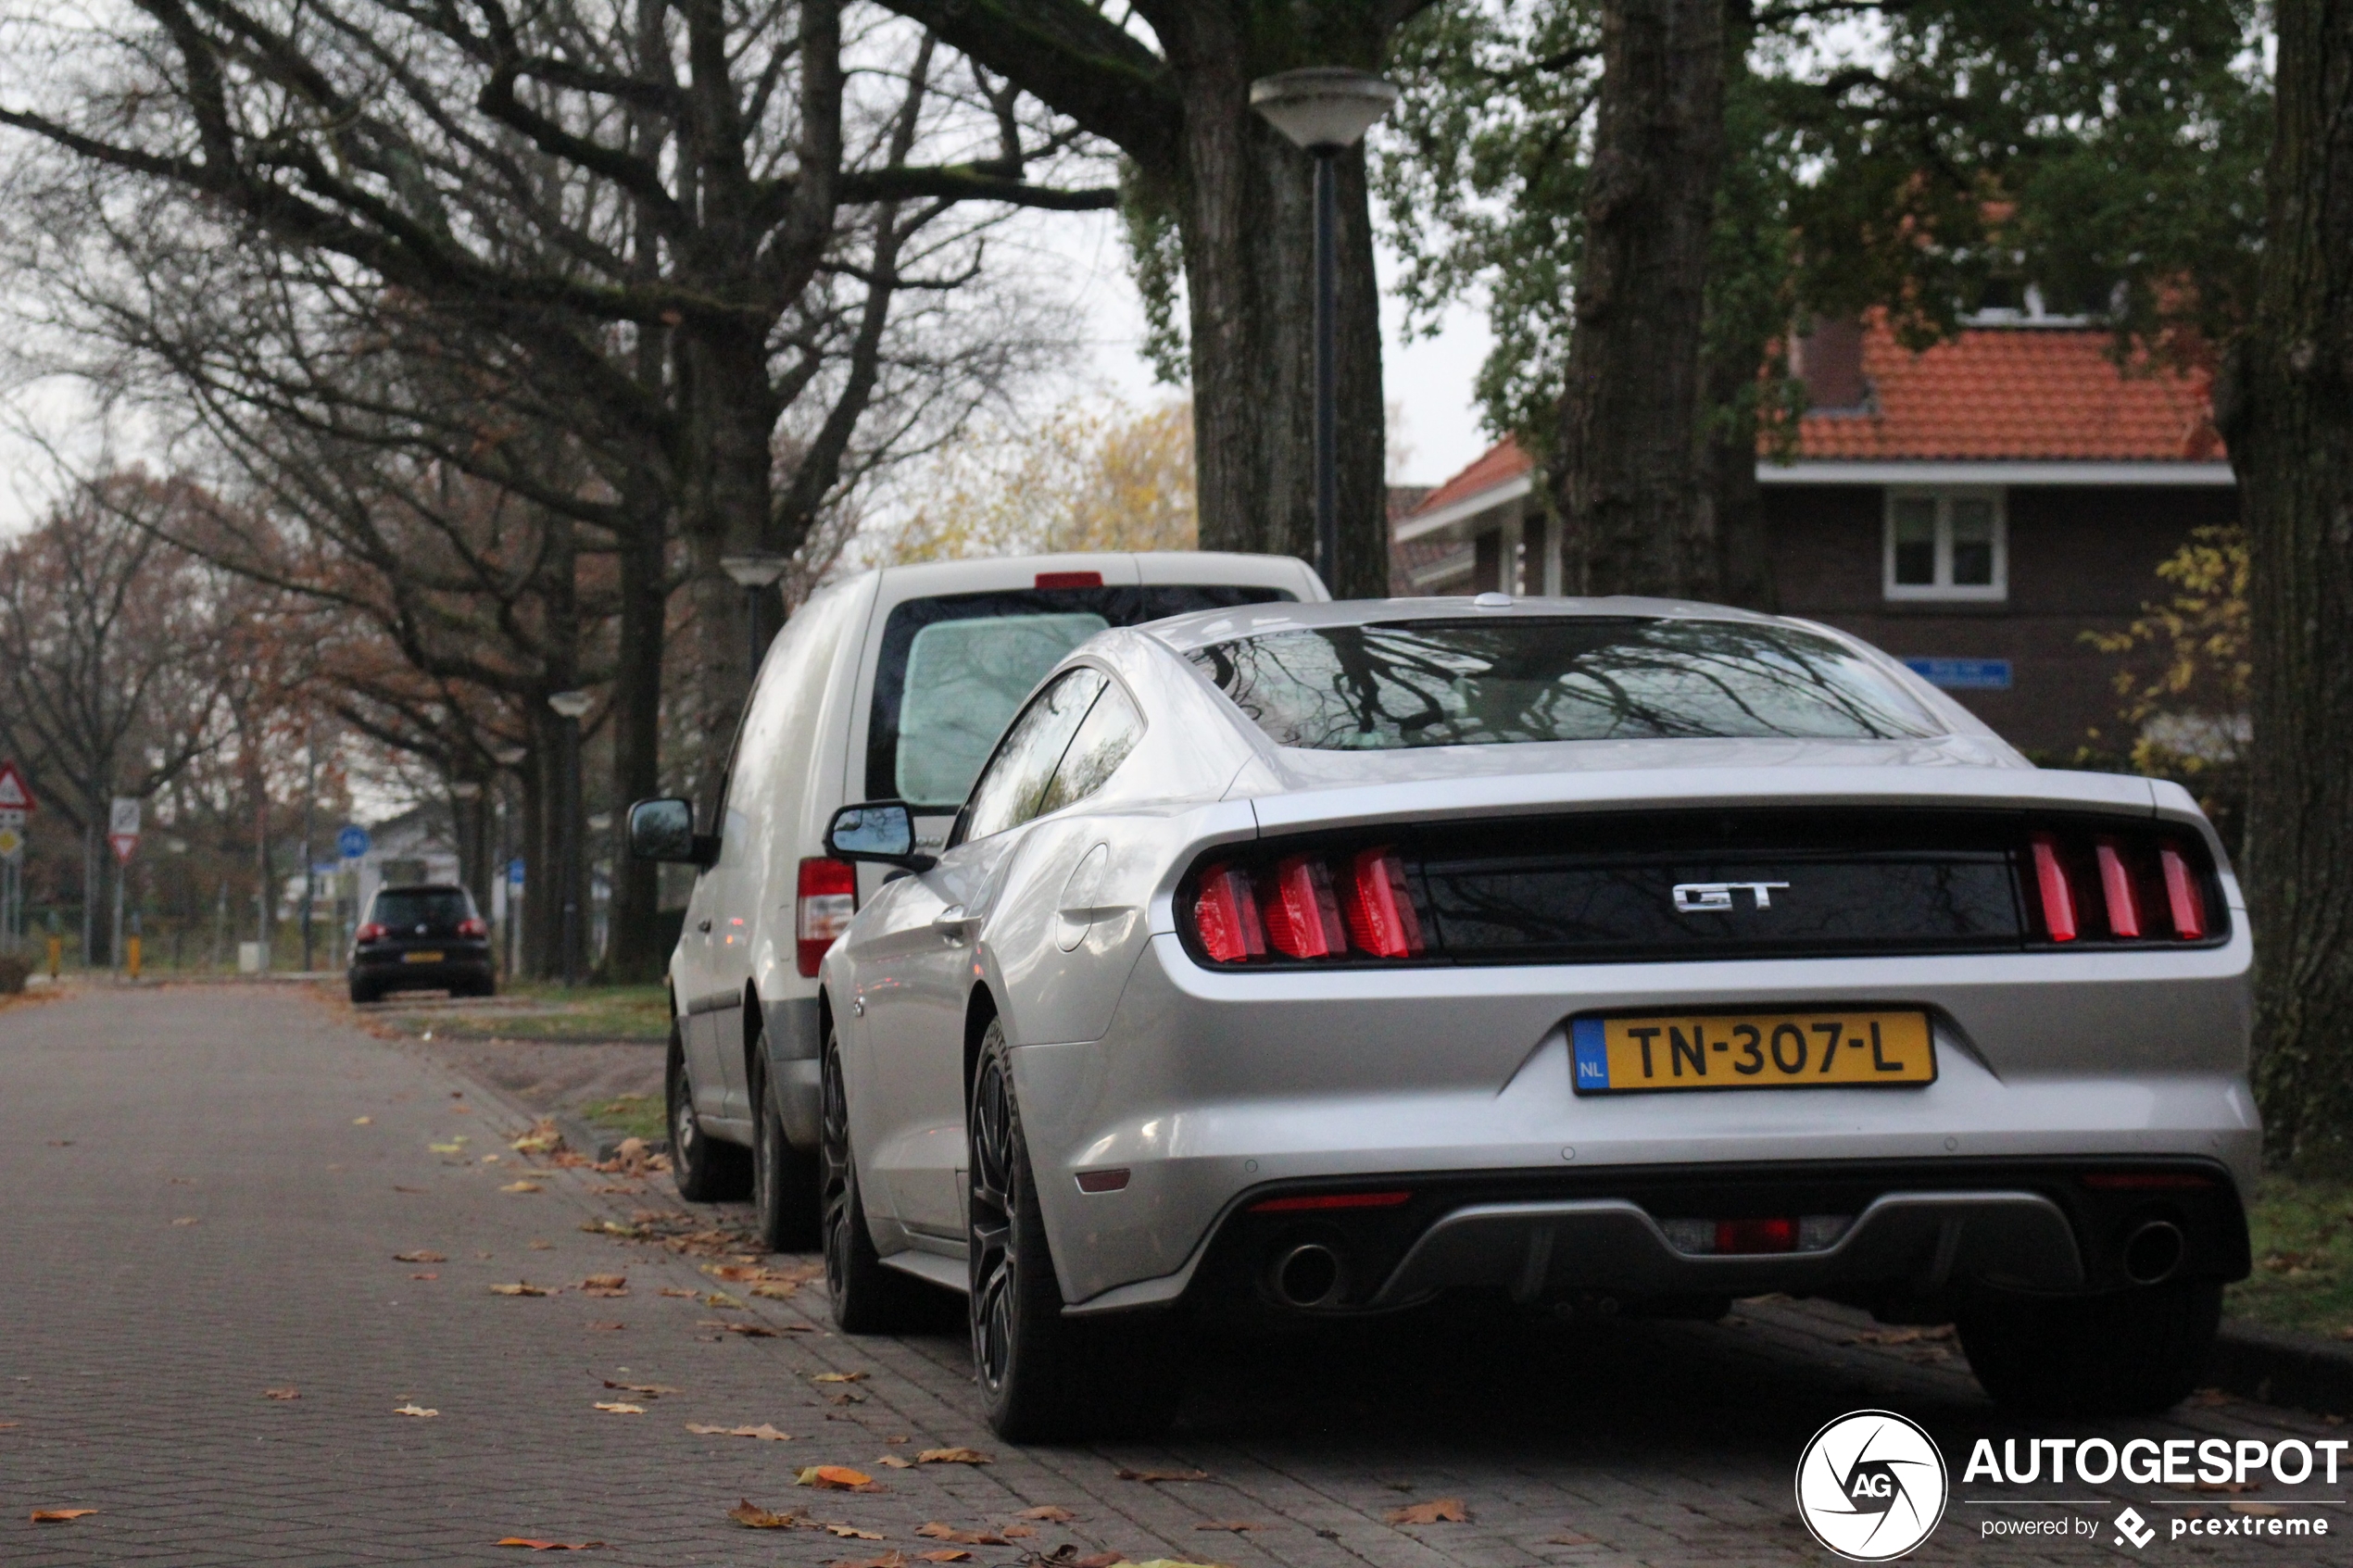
[2094,838,2140,938]
[457,916,488,938]
[355,922,387,944]
[2159,846,2207,939]
[797,858,857,976]
[1186,844,1427,965]
[1192,863,1265,963]
[1036,571,1102,589]
[2031,834,2078,942]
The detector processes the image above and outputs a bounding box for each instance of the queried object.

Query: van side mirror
[825,801,935,872]
[628,797,717,868]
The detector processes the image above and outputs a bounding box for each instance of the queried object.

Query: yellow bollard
[46,934,60,980]
[126,935,142,982]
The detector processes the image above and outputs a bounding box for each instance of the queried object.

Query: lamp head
[1249,68,1400,153]
[720,552,790,588]
[547,691,593,721]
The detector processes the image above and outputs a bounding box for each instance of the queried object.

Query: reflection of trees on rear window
[1188,619,1939,749]
[373,891,471,927]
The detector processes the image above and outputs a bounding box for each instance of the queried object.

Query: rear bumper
[350,950,493,990]
[1155,1158,2247,1321]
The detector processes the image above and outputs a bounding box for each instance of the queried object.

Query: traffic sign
[507,858,525,887]
[0,825,21,859]
[108,797,141,864]
[337,823,371,859]
[0,761,34,813]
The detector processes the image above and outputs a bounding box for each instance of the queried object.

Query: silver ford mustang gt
[815,596,2254,1439]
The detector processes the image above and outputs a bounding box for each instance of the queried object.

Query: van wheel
[1957,1279,2222,1416]
[967,1019,1186,1440]
[750,1053,819,1252]
[668,1026,749,1202]
[820,1024,930,1332]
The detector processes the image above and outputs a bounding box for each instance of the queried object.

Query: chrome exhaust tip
[2122,1219,2186,1285]
[1270,1242,1345,1309]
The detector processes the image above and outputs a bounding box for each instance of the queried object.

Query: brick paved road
[0,985,2344,1565]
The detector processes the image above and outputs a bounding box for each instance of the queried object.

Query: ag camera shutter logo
[1795,1409,1948,1561]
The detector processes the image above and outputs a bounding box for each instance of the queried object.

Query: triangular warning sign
[0,762,31,812]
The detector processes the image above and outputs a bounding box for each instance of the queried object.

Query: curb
[2207,1321,2353,1419]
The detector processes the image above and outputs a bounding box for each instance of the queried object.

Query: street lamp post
[1248,68,1400,595]
[547,692,593,987]
[492,745,527,978]
[720,553,791,682]
[451,779,484,926]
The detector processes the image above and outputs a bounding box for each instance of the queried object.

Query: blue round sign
[336,824,371,859]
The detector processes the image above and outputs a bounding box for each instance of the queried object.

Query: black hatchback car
[348,884,495,1003]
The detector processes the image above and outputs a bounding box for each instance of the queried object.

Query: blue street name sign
[336,824,371,859]
[507,858,526,888]
[1904,657,2013,691]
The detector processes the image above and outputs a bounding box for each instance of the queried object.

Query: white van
[627,551,1326,1246]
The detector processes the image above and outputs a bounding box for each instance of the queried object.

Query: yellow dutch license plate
[1571,1010,1934,1094]
[403,950,446,964]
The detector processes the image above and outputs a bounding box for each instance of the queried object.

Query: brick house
[1390,316,2233,752]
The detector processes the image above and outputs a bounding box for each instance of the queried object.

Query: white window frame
[1883,487,2007,602]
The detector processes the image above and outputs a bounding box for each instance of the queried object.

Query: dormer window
[1885,489,2007,602]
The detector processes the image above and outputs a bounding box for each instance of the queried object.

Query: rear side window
[1189,617,1939,749]
[371,889,472,927]
[868,584,1288,807]
[1036,679,1144,817]
[963,669,1108,840]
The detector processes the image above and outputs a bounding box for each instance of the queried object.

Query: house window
[1884,489,2006,601]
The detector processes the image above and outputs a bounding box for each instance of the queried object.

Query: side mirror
[825,801,936,871]
[628,797,717,868]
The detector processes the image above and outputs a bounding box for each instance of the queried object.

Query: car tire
[820,1022,931,1333]
[668,1024,750,1202]
[750,1051,819,1252]
[967,1018,1186,1441]
[348,979,377,1005]
[1957,1279,2223,1417]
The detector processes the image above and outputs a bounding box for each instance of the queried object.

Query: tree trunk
[604,504,669,981]
[2219,0,2353,1165]
[1551,0,1728,597]
[1175,69,1389,596]
[1701,331,1774,611]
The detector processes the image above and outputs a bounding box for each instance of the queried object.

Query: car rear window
[868,584,1290,806]
[371,889,472,928]
[1188,617,1940,749]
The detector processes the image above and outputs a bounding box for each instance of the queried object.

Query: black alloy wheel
[667,1023,749,1201]
[819,1023,927,1332]
[966,1017,1185,1440]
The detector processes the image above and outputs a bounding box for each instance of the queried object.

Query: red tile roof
[1794,319,2222,462]
[1403,321,2224,522]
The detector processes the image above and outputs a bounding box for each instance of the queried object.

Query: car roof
[860,550,1327,602]
[375,884,467,897]
[1136,593,1788,654]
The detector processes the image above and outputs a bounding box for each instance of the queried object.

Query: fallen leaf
[813,1371,869,1384]
[686,1422,793,1441]
[798,1465,884,1492]
[1193,1521,1259,1533]
[502,1181,544,1194]
[1017,1507,1079,1523]
[659,1286,698,1298]
[728,1499,799,1529]
[394,1404,439,1418]
[410,1271,441,1280]
[752,1282,799,1298]
[601,1379,676,1396]
[1115,1468,1210,1484]
[916,1447,990,1465]
[916,1552,970,1563]
[1070,1556,1127,1568]
[430,1141,466,1154]
[1385,1499,1468,1525]
[916,1524,1008,1546]
[874,1454,913,1468]
[705,1291,746,1309]
[722,1323,781,1337]
[582,1274,626,1290]
[493,1539,603,1550]
[30,1509,97,1523]
[585,1322,625,1332]
[834,1553,906,1568]
[592,1402,645,1415]
[828,1523,887,1538]
[490,1283,549,1297]
[1002,1525,1035,1538]
[262,1386,299,1400]
[511,1121,565,1154]
[353,1115,373,1124]
[171,1216,200,1226]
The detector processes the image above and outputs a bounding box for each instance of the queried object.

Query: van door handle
[697,918,712,933]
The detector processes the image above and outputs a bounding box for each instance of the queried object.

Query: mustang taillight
[1189,846,1425,965]
[797,857,857,976]
[2027,826,2218,945]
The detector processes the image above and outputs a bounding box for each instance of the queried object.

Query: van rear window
[869,585,1289,806]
